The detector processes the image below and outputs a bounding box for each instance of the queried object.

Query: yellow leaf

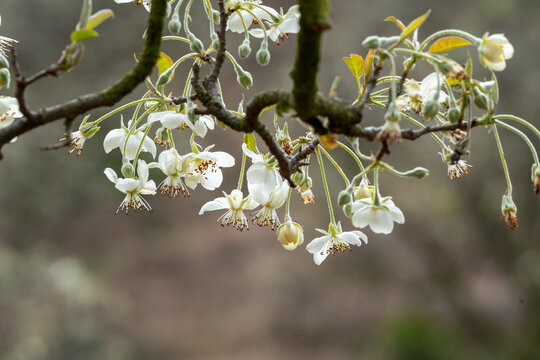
[343,54,364,79]
[428,36,472,53]
[364,49,374,84]
[156,52,174,76]
[320,134,339,150]
[87,9,114,30]
[399,10,431,43]
[384,16,405,31]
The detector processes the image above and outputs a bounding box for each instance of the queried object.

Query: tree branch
[0,0,167,157]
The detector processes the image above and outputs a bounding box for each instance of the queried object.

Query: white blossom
[227,1,278,34]
[150,148,190,197]
[242,143,281,198]
[251,180,289,230]
[199,189,258,231]
[183,150,235,191]
[103,118,156,160]
[351,196,404,234]
[148,111,214,138]
[478,33,514,71]
[277,220,304,250]
[113,0,151,12]
[250,5,300,43]
[104,160,157,214]
[306,222,368,265]
[0,96,22,129]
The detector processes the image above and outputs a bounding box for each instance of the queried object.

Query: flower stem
[372,167,382,206]
[418,29,480,51]
[318,145,350,186]
[493,114,540,139]
[495,120,539,165]
[285,186,292,221]
[316,146,336,225]
[237,151,247,190]
[491,123,513,195]
[94,97,161,125]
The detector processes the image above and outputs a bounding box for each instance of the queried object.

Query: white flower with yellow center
[199,189,258,231]
[242,143,281,198]
[351,196,404,234]
[183,150,235,191]
[227,0,278,34]
[103,118,156,160]
[0,96,22,129]
[104,160,157,214]
[306,222,368,265]
[478,33,514,71]
[150,148,190,197]
[250,5,300,43]
[250,180,289,230]
[396,73,447,113]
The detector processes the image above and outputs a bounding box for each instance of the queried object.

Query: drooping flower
[277,220,304,250]
[227,1,279,34]
[250,5,300,43]
[148,111,214,138]
[501,193,518,230]
[351,196,405,234]
[199,189,258,231]
[440,150,472,180]
[0,96,22,129]
[478,33,514,71]
[396,73,447,114]
[306,222,368,265]
[183,149,235,191]
[103,118,156,160]
[113,0,151,12]
[104,160,157,214]
[150,148,190,197]
[242,143,281,198]
[250,180,289,230]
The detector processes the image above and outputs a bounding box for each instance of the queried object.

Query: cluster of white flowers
[2,2,537,267]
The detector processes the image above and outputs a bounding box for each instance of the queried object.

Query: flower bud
[238,39,251,59]
[473,87,489,110]
[211,32,220,50]
[121,161,136,178]
[0,68,11,88]
[0,54,9,69]
[353,183,372,201]
[362,35,381,49]
[532,163,540,195]
[402,167,430,179]
[256,40,270,66]
[156,67,174,86]
[235,68,253,89]
[338,189,353,206]
[422,98,439,119]
[212,10,221,24]
[342,204,353,218]
[189,34,205,55]
[380,36,400,47]
[168,14,182,35]
[277,221,304,251]
[447,106,461,123]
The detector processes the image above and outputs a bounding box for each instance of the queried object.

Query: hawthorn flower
[396,73,447,114]
[151,148,190,197]
[0,96,22,129]
[440,150,472,180]
[306,222,368,265]
[183,150,235,191]
[250,5,300,43]
[103,118,156,160]
[251,180,289,230]
[242,143,281,198]
[277,220,304,250]
[113,0,151,12]
[199,189,258,231]
[351,196,404,234]
[104,160,157,214]
[227,1,278,34]
[148,111,214,137]
[478,33,514,71]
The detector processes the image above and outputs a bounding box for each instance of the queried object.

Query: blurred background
[1,0,540,359]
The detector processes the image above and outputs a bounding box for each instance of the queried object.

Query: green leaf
[399,10,431,44]
[243,133,257,151]
[156,52,174,76]
[343,54,364,79]
[71,29,98,43]
[87,9,114,30]
[428,36,472,53]
[384,16,405,31]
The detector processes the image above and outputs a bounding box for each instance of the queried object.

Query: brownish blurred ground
[1,0,540,359]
